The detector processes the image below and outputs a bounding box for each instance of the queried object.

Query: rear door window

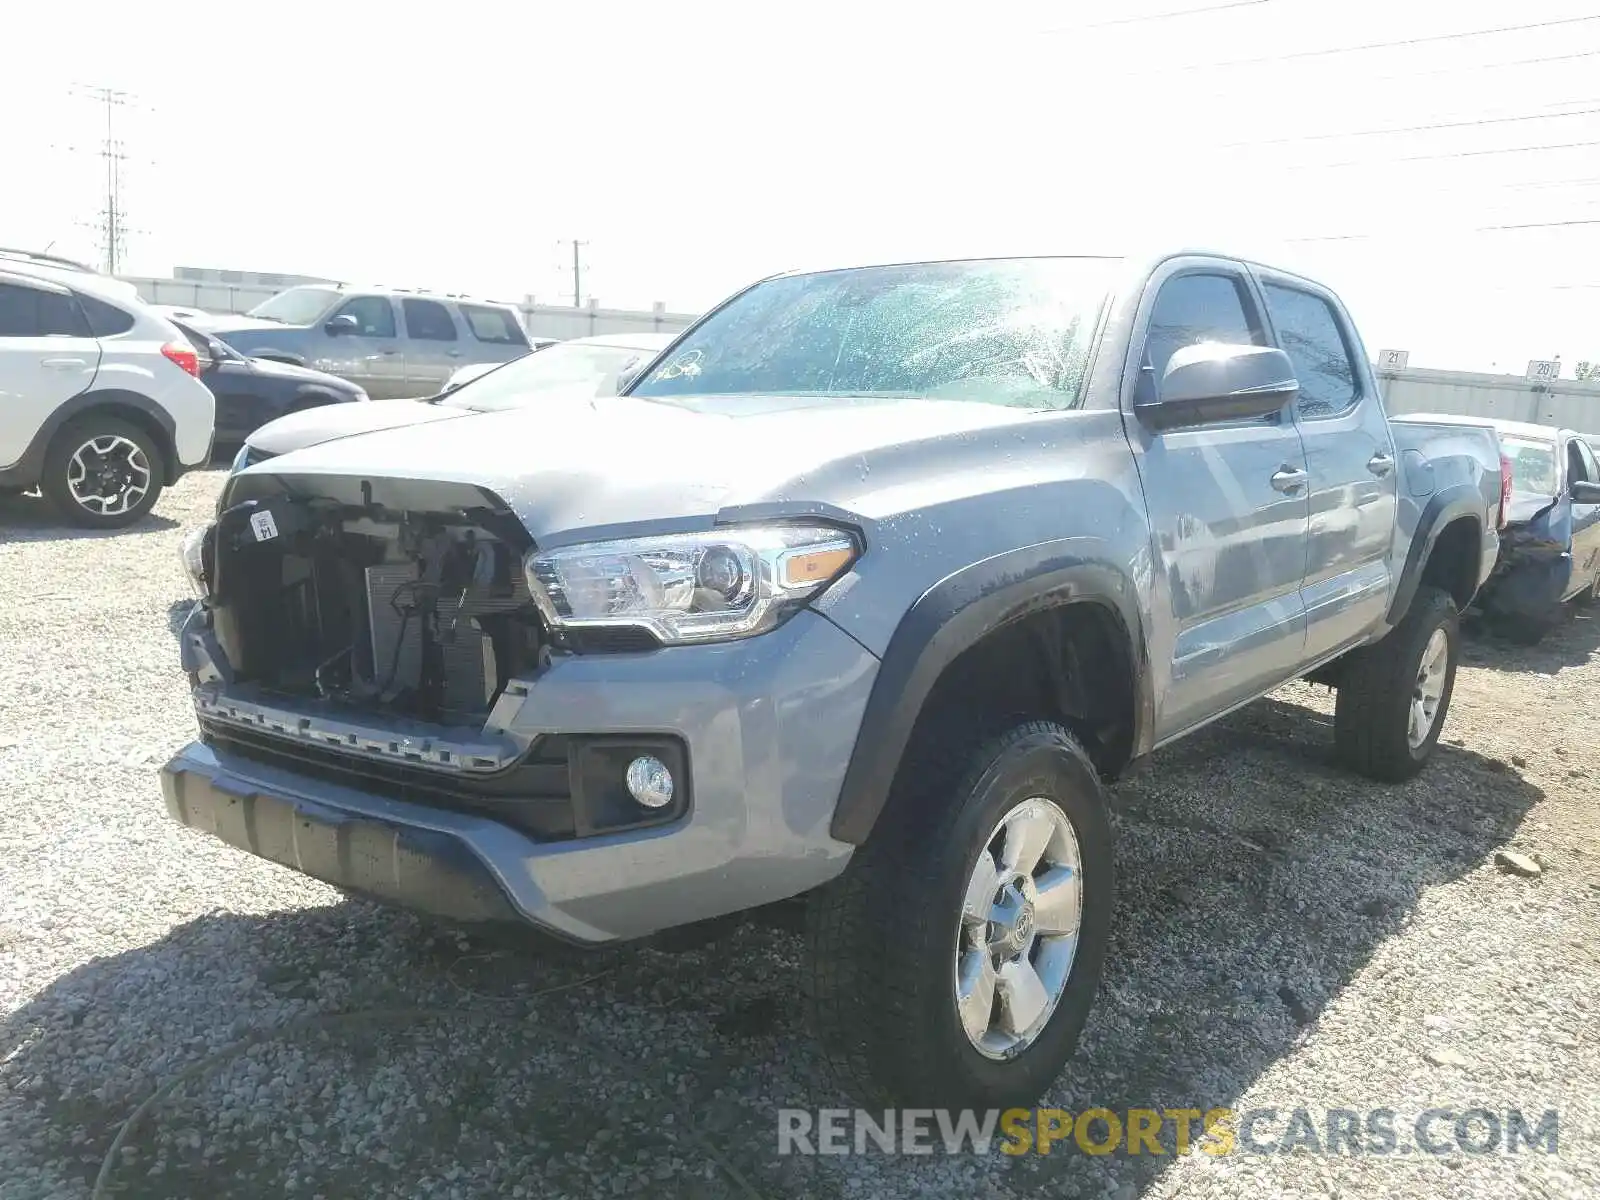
[0,282,90,337]
[1261,283,1360,419]
[331,296,396,338]
[402,298,458,341]
[460,304,529,346]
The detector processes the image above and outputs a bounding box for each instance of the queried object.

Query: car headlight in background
[524,524,859,645]
[180,522,215,597]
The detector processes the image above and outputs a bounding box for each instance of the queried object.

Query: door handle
[1367,451,1395,477]
[1270,466,1310,493]
[42,358,87,370]
[380,349,399,356]
[446,349,463,357]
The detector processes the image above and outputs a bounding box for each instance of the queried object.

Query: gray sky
[2,0,1597,371]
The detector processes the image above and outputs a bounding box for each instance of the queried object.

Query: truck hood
[238,393,1052,544]
[247,398,469,456]
[198,315,297,336]
[244,355,355,388]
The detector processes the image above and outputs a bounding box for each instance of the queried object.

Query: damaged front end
[1476,493,1573,623]
[179,476,552,774]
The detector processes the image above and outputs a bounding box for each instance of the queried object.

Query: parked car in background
[1409,415,1600,642]
[440,337,558,391]
[196,285,532,399]
[230,331,677,471]
[169,251,1505,1108]
[0,256,214,526]
[170,319,367,446]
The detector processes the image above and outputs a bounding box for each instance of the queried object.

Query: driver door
[1123,262,1312,742]
[316,295,406,397]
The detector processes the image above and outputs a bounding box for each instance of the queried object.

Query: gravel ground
[2,472,1597,1200]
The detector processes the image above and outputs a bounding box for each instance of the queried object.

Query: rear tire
[40,416,165,529]
[1334,585,1460,782]
[805,720,1113,1108]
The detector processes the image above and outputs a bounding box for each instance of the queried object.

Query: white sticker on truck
[250,511,279,542]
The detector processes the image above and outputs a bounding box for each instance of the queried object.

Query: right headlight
[523,523,859,645]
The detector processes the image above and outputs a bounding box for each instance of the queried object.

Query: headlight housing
[180,521,214,597]
[229,442,252,476]
[524,524,859,645]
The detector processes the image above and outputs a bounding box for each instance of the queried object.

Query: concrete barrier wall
[1378,367,1600,436]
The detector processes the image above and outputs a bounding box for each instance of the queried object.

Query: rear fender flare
[828,540,1152,845]
[1387,485,1487,624]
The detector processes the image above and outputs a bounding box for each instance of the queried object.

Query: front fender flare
[827,540,1152,845]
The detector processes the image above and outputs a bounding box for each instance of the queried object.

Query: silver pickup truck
[165,251,1505,1109]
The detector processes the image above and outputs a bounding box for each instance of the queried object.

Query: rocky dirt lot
[2,472,1597,1200]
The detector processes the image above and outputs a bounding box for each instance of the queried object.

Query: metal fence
[122,276,700,341]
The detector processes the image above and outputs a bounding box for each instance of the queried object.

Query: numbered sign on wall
[1526,360,1561,382]
[1377,349,1409,370]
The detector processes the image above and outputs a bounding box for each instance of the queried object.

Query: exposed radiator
[365,564,531,718]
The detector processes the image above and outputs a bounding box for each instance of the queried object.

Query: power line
[1070,1,1273,30]
[1379,46,1600,80]
[1176,14,1600,71]
[1321,138,1600,168]
[1223,102,1600,148]
[1288,216,1600,242]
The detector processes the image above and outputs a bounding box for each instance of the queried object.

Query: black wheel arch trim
[0,388,181,488]
[1385,485,1487,625]
[828,541,1153,845]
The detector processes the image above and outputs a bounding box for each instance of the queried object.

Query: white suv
[0,253,215,527]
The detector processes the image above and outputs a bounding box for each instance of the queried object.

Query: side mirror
[1137,343,1298,430]
[325,313,359,336]
[1571,480,1600,504]
[613,356,645,394]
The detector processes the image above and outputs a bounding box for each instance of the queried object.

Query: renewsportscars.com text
[777,1107,1560,1158]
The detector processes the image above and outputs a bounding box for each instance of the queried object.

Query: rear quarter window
[460,304,529,347]
[75,293,137,336]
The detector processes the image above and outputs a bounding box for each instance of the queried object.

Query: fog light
[625,755,675,809]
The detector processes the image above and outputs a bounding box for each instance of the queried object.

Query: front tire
[1334,585,1460,782]
[40,416,165,529]
[805,720,1113,1108]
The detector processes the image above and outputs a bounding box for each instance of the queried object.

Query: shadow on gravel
[0,695,1545,1200]
[0,491,180,542]
[166,599,196,639]
[1461,604,1600,675]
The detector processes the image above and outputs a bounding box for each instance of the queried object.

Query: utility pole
[563,239,588,307]
[69,84,136,274]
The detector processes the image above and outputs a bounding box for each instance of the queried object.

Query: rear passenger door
[0,279,101,469]
[1126,261,1312,742]
[400,298,464,396]
[1255,271,1399,662]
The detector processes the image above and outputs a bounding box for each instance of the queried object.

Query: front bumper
[1476,547,1573,619]
[162,609,879,943]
